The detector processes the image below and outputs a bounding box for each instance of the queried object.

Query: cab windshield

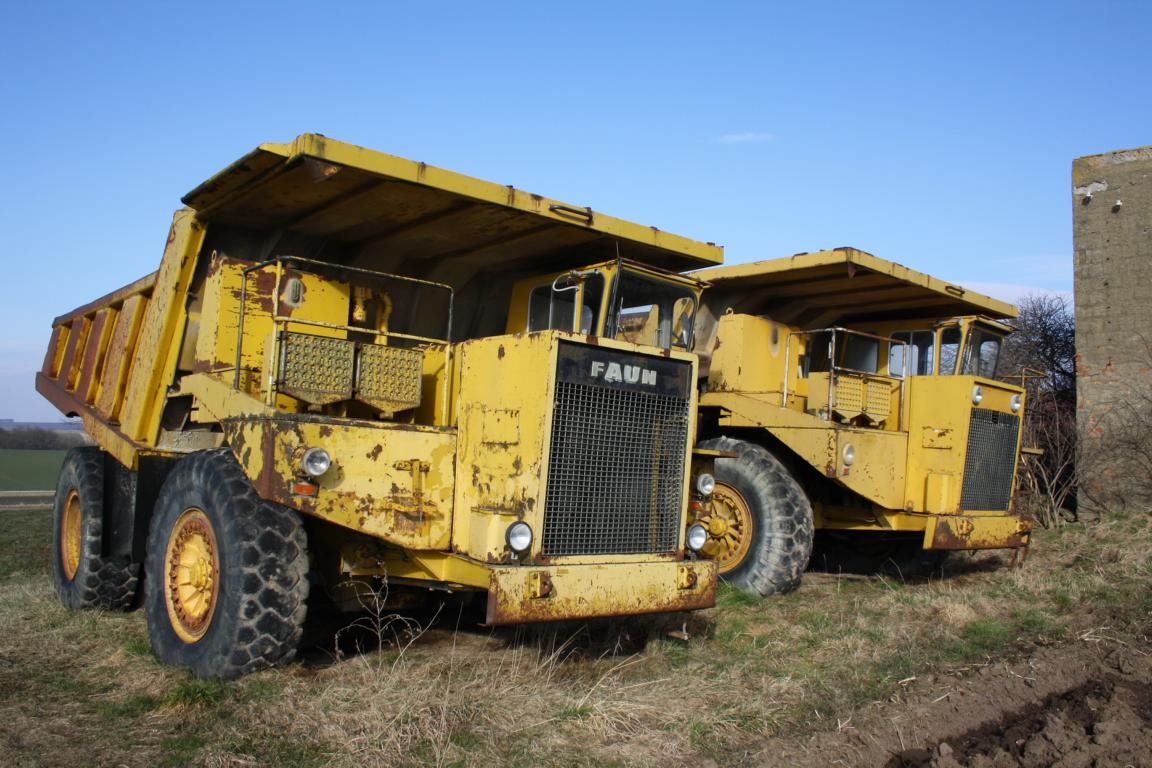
[609,270,697,350]
[961,326,1004,378]
[887,322,1004,377]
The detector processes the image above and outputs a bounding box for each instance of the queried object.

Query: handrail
[1011,366,1049,388]
[233,256,456,425]
[784,326,908,430]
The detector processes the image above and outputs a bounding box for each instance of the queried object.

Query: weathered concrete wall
[1072,146,1152,511]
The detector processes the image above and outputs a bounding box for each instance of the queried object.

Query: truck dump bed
[697,247,1016,328]
[38,134,723,467]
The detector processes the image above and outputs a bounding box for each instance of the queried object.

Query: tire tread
[144,448,309,679]
[699,437,815,596]
[53,447,139,611]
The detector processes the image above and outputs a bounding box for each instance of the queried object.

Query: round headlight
[686,523,708,552]
[842,443,856,466]
[506,522,533,553]
[971,385,983,405]
[301,447,332,478]
[695,473,716,496]
[1010,394,1022,413]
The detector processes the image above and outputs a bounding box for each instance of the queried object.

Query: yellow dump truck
[691,248,1032,595]
[37,135,723,678]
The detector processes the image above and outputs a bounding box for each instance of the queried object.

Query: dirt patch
[767,642,1152,768]
[889,674,1152,768]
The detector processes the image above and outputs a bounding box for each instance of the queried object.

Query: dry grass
[0,509,1149,767]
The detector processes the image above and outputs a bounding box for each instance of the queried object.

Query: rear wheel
[144,448,309,679]
[52,447,138,610]
[697,437,814,596]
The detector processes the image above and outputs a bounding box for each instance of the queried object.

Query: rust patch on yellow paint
[485,561,717,624]
[930,515,1032,550]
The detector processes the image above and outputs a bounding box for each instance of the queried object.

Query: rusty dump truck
[38,135,724,678]
[688,248,1032,594]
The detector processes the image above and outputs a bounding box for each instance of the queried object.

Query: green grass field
[0,449,66,491]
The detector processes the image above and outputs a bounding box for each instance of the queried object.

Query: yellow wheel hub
[696,482,754,575]
[60,489,82,580]
[164,508,220,643]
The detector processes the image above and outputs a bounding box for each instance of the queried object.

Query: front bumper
[485,559,717,625]
[924,513,1032,551]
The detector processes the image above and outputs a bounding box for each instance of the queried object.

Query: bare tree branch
[1000,293,1078,526]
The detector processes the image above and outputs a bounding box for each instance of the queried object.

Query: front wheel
[696,437,814,596]
[144,448,310,679]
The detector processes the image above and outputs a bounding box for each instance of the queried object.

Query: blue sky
[2,1,1149,420]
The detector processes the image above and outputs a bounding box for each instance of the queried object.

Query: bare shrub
[1017,393,1079,527]
[1001,294,1078,526]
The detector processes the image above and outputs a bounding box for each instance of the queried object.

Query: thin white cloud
[713,131,776,145]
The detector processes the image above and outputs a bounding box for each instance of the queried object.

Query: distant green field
[0,508,51,577]
[0,449,66,491]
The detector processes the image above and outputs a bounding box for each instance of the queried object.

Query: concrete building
[1072,146,1152,511]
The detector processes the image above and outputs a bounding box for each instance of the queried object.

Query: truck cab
[505,259,703,350]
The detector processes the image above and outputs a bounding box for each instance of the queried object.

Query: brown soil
[763,642,1152,768]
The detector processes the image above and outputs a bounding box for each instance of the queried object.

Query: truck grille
[541,343,692,557]
[960,408,1020,511]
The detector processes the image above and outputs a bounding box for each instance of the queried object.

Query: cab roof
[183,134,723,275]
[696,247,1017,327]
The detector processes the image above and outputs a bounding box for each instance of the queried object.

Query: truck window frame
[607,269,698,350]
[889,329,936,377]
[937,324,963,375]
[961,324,1005,378]
[526,272,605,334]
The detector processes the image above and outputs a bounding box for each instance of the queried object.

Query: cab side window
[528,284,577,332]
[939,327,962,375]
[841,334,879,373]
[889,330,935,376]
[527,273,605,334]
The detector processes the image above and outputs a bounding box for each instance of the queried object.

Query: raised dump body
[689,248,1031,595]
[38,135,723,678]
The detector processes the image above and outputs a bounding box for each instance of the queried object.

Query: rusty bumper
[925,514,1032,551]
[485,559,717,625]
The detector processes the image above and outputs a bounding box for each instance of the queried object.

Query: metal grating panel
[356,344,423,413]
[541,345,692,557]
[278,332,355,405]
[833,376,863,417]
[960,408,1020,511]
[865,379,891,419]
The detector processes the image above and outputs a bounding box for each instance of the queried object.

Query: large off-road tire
[52,447,139,610]
[144,448,309,679]
[696,437,814,596]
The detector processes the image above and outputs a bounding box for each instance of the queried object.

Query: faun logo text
[589,360,657,386]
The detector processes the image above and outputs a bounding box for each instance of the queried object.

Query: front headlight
[686,523,708,552]
[695,473,716,496]
[300,447,332,478]
[1010,394,1022,413]
[842,443,856,466]
[971,385,983,405]
[506,522,533,554]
